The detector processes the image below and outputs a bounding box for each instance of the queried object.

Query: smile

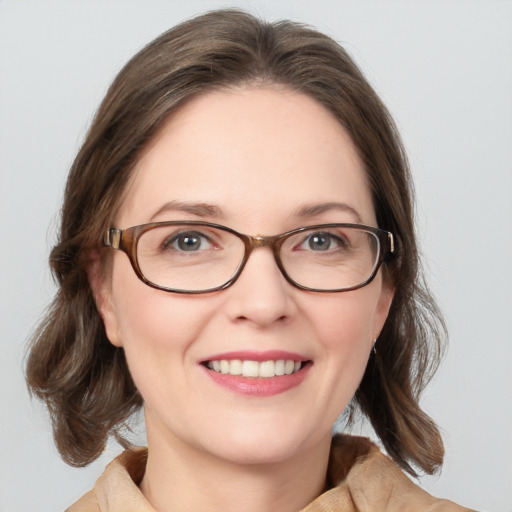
[206,359,303,378]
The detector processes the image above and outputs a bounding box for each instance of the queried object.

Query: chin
[197,418,328,466]
[210,439,302,466]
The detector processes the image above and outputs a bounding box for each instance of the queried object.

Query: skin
[93,86,394,512]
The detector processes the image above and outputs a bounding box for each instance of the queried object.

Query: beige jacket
[67,434,474,512]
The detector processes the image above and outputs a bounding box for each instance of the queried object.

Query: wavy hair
[26,9,446,475]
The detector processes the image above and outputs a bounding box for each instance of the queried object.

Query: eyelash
[297,231,350,251]
[163,231,215,252]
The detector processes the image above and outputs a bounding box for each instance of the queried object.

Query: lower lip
[202,363,311,397]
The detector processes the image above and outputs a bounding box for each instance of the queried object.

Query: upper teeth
[207,359,302,378]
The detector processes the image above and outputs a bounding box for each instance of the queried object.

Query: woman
[26,9,473,511]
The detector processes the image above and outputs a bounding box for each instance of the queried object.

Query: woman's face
[98,87,394,464]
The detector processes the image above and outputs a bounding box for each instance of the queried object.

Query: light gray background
[1,1,511,511]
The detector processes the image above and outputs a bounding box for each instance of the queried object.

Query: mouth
[200,352,312,396]
[203,359,308,378]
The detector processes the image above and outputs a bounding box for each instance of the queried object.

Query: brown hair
[26,9,445,475]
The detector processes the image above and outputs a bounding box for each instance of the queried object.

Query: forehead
[117,86,375,229]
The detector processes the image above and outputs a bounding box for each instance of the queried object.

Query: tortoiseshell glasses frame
[103,221,395,294]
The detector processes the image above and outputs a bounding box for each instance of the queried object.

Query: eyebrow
[294,202,364,224]
[149,200,364,224]
[150,200,224,221]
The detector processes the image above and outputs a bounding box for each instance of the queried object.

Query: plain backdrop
[1,1,511,511]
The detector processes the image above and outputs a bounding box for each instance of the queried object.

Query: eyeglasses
[103,221,395,294]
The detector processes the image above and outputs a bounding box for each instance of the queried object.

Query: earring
[372,339,377,356]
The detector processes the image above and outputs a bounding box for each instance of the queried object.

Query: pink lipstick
[200,350,312,397]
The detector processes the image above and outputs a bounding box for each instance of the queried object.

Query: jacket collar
[70,434,472,511]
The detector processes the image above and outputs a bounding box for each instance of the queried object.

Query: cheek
[308,287,380,349]
[108,257,214,383]
[304,287,383,407]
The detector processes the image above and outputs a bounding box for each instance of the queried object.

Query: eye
[164,231,214,252]
[301,231,349,252]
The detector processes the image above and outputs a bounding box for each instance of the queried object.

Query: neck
[139,416,331,512]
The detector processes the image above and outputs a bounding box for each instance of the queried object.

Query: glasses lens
[136,224,245,291]
[280,226,380,290]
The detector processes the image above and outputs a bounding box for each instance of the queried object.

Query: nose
[224,246,296,327]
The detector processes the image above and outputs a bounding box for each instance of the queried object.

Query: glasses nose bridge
[244,233,282,264]
[247,233,280,249]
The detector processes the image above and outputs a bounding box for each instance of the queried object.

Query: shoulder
[66,447,152,512]
[66,490,99,512]
[303,434,475,512]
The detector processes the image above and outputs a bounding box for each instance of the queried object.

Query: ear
[86,250,123,347]
[372,280,395,341]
